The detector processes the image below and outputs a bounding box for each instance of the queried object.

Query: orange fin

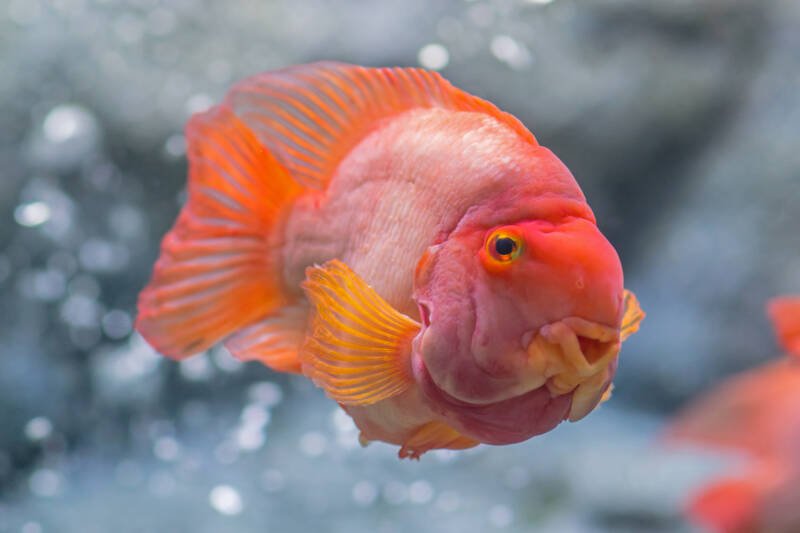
[227,62,536,189]
[767,296,800,358]
[300,260,420,405]
[136,106,303,359]
[620,289,645,341]
[399,421,480,460]
[224,305,307,373]
[688,477,759,533]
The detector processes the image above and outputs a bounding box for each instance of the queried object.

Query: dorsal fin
[227,61,537,189]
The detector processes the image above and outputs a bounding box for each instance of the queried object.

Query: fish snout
[525,317,620,422]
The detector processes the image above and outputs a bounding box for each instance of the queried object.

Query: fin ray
[136,106,303,359]
[301,260,420,405]
[228,62,537,189]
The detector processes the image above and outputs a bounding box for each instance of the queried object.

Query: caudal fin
[136,105,303,360]
[767,296,800,358]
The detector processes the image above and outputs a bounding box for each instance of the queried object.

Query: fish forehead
[330,107,584,204]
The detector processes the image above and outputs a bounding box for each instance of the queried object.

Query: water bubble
[179,354,214,382]
[147,420,175,440]
[247,382,283,407]
[241,404,270,428]
[352,480,378,506]
[504,466,532,489]
[102,309,133,339]
[209,485,244,516]
[331,409,356,431]
[490,35,533,70]
[20,522,43,533]
[79,238,130,273]
[418,43,450,70]
[153,436,181,462]
[68,274,100,299]
[299,431,328,457]
[185,94,214,116]
[60,294,102,328]
[234,425,265,452]
[91,334,163,404]
[488,504,514,528]
[148,471,176,497]
[109,205,146,241]
[31,105,99,170]
[435,491,461,512]
[260,469,285,493]
[213,440,239,465]
[29,469,62,497]
[14,202,51,227]
[331,408,359,449]
[207,60,232,84]
[408,480,434,504]
[211,346,243,373]
[164,134,186,159]
[24,417,53,441]
[43,106,93,144]
[383,481,408,505]
[69,325,102,350]
[468,3,494,27]
[18,269,66,301]
[431,449,458,463]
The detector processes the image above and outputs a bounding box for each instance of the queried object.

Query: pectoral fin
[620,289,645,342]
[301,260,420,406]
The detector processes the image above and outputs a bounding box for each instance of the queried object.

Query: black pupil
[495,237,516,256]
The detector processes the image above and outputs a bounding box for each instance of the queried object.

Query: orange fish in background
[666,296,800,532]
[136,62,644,459]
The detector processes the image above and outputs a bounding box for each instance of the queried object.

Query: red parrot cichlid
[666,296,800,532]
[136,62,644,459]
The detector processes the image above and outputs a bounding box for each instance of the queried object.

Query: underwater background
[1,0,799,531]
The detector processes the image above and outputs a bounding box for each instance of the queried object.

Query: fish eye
[483,227,524,267]
[495,237,516,256]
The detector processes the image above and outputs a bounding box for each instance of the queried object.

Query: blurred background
[1,0,799,532]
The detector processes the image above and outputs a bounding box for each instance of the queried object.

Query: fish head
[412,201,630,443]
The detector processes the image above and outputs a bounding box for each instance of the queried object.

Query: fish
[136,62,644,459]
[665,296,800,532]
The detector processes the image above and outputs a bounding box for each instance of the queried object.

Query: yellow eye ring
[482,227,524,270]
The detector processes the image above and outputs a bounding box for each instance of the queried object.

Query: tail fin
[767,296,800,358]
[136,105,303,359]
[688,477,760,533]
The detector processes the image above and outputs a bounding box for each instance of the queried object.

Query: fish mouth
[526,317,620,422]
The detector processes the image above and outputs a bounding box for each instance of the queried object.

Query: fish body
[666,296,800,532]
[137,63,643,458]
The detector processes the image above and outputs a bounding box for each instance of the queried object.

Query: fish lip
[525,316,621,421]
